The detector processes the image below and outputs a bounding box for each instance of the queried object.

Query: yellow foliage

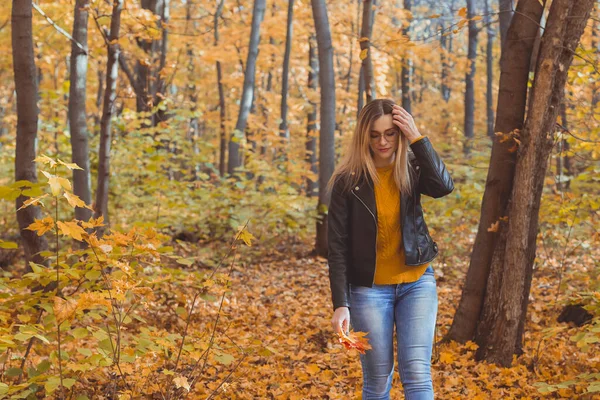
[26,216,55,236]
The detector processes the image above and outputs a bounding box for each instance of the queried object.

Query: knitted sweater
[373,144,430,284]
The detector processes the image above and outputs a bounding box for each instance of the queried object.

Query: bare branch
[33,2,87,55]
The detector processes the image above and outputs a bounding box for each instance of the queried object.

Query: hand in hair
[392,105,421,142]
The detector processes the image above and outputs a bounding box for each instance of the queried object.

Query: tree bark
[484,0,495,138]
[401,0,412,113]
[556,94,572,191]
[360,0,376,104]
[311,0,336,257]
[464,0,478,155]
[214,0,227,177]
[306,34,319,197]
[68,0,92,224]
[446,0,545,345]
[227,0,266,175]
[498,0,514,50]
[475,0,593,366]
[12,0,49,268]
[279,0,294,147]
[94,0,123,224]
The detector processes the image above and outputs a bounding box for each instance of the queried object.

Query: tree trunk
[94,0,123,225]
[306,34,319,197]
[401,0,412,113]
[556,95,572,191]
[213,0,226,177]
[498,0,514,50]
[357,65,365,117]
[475,0,593,366]
[360,0,376,104]
[311,0,336,257]
[68,0,92,224]
[484,0,495,139]
[464,0,478,155]
[227,0,266,175]
[446,0,545,345]
[12,0,49,268]
[279,0,294,147]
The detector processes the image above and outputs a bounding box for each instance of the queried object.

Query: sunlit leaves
[173,376,190,391]
[236,225,255,247]
[56,221,86,241]
[26,216,55,236]
[64,191,93,210]
[17,193,50,210]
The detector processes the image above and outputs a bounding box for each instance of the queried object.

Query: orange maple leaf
[337,329,372,354]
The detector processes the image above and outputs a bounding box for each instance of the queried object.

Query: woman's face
[369,114,400,165]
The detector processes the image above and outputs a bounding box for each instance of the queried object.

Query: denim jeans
[349,264,438,400]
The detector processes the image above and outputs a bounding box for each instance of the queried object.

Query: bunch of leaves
[0,155,262,399]
[336,330,372,355]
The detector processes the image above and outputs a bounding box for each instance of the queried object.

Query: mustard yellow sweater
[373,139,430,284]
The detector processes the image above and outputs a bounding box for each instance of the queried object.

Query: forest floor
[186,240,599,399]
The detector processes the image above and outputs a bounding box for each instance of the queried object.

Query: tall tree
[12,0,48,267]
[464,0,478,155]
[306,34,319,197]
[401,0,412,113]
[118,0,169,126]
[311,0,336,257]
[279,0,295,149]
[359,0,376,105]
[227,0,266,175]
[95,0,123,224]
[213,0,227,177]
[475,0,593,366]
[484,0,495,138]
[68,0,92,224]
[446,0,545,345]
[498,0,514,49]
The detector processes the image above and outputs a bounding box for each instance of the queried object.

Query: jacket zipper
[351,189,378,285]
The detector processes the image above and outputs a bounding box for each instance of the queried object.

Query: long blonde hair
[328,98,413,194]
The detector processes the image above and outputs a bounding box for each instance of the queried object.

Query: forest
[0,0,599,398]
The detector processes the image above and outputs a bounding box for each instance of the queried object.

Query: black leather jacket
[327,137,454,310]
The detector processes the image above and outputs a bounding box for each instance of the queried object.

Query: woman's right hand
[332,306,350,335]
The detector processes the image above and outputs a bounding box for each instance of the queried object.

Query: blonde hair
[327,98,413,194]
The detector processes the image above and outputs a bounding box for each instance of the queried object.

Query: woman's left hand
[392,105,421,142]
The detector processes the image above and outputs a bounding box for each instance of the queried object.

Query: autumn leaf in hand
[337,329,372,354]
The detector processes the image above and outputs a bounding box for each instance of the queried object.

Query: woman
[327,98,454,400]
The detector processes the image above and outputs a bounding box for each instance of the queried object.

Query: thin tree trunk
[306,34,319,197]
[401,0,412,113]
[357,65,365,117]
[227,0,266,175]
[214,0,226,177]
[279,0,294,149]
[485,0,495,138]
[475,0,593,366]
[446,0,545,344]
[464,0,478,155]
[95,60,104,129]
[68,0,92,224]
[12,0,48,268]
[360,0,376,104]
[499,0,514,50]
[311,0,336,257]
[94,0,123,224]
[556,95,572,191]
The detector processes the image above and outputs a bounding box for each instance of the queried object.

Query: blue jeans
[349,265,438,400]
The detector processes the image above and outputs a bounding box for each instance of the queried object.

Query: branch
[118,52,143,97]
[33,2,88,55]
